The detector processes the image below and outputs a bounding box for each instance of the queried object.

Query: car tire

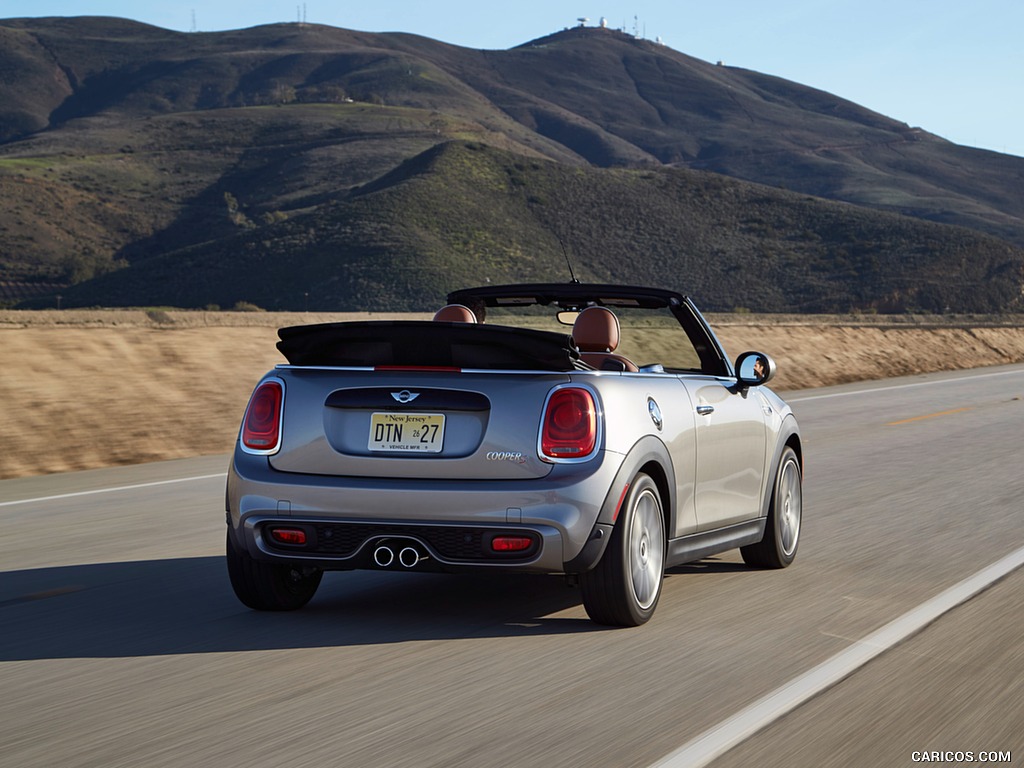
[581,473,665,626]
[741,446,801,568]
[226,530,323,610]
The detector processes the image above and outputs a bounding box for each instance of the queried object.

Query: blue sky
[8,0,1023,157]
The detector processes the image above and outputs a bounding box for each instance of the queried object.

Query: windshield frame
[447,282,732,377]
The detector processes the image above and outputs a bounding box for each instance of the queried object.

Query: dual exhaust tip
[373,542,427,569]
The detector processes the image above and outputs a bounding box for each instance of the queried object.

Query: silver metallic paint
[227,298,800,577]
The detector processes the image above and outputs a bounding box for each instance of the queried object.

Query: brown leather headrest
[432,304,478,323]
[572,307,620,352]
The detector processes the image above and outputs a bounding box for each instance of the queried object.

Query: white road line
[787,367,1024,402]
[0,473,227,507]
[649,544,1024,768]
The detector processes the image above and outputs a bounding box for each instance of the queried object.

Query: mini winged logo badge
[391,390,421,404]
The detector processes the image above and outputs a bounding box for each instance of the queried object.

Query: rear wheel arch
[597,436,676,528]
[581,471,666,626]
[637,459,672,535]
[565,438,674,575]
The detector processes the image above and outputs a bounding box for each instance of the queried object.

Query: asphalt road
[2,365,1022,768]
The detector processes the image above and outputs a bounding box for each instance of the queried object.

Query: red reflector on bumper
[491,536,534,552]
[269,528,307,546]
[612,483,630,523]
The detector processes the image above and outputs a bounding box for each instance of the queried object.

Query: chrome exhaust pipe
[373,545,395,567]
[399,546,425,568]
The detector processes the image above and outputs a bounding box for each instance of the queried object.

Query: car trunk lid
[268,369,569,480]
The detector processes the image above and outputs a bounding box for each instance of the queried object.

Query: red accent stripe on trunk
[374,366,462,372]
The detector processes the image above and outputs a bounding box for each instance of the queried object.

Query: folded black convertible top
[277,321,580,371]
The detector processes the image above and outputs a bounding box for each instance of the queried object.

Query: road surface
[2,365,1022,767]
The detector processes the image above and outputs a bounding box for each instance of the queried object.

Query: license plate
[368,413,445,453]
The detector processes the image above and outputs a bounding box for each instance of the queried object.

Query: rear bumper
[226,446,624,573]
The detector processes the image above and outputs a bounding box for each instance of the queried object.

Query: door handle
[696,405,715,416]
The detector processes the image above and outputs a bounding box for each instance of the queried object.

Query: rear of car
[225,320,633,610]
[229,368,623,563]
[225,284,802,626]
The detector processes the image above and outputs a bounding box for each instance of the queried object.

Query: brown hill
[1,17,1023,311]
[49,140,1024,314]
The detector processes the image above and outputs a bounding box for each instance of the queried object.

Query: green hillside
[2,17,1024,312]
[56,141,1024,314]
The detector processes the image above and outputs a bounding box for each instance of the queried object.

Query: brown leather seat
[571,307,638,372]
[432,304,478,323]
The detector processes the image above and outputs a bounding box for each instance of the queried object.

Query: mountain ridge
[1,17,1022,312]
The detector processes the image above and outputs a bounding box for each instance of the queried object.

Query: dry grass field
[3,309,1023,479]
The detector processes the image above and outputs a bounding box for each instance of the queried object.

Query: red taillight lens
[242,380,283,453]
[541,387,597,459]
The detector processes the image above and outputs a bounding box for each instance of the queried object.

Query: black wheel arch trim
[564,435,676,573]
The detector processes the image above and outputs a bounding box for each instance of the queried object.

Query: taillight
[541,387,597,460]
[241,380,283,454]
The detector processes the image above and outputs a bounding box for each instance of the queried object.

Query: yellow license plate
[368,413,445,453]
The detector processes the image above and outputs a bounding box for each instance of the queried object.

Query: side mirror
[735,351,776,387]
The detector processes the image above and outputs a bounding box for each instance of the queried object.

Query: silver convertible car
[226,282,802,626]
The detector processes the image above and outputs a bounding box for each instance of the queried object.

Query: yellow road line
[886,407,974,426]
